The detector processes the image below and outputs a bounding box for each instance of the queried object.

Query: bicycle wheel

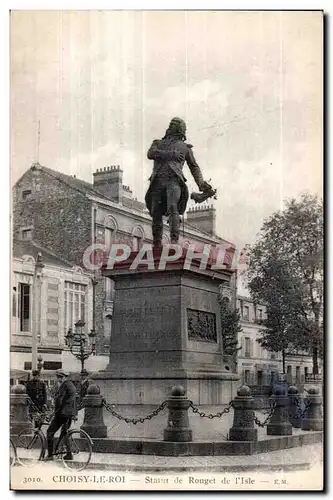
[10,439,16,466]
[60,429,93,471]
[16,430,44,467]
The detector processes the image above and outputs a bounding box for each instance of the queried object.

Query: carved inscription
[187,309,217,343]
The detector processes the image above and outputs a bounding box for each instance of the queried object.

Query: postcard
[10,9,324,492]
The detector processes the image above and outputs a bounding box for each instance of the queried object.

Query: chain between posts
[189,400,233,419]
[253,400,277,427]
[102,399,167,424]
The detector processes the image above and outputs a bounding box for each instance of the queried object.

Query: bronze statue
[145,117,216,247]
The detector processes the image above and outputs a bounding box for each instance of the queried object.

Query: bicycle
[10,437,20,467]
[15,410,93,471]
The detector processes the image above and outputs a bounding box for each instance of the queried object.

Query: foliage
[247,193,323,373]
[219,296,243,355]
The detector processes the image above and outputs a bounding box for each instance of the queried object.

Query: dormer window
[21,228,32,240]
[22,189,32,201]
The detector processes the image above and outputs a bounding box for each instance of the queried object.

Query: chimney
[186,205,216,235]
[122,184,133,199]
[93,165,123,202]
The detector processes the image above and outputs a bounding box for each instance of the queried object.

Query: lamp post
[31,253,44,371]
[37,354,44,373]
[65,320,96,374]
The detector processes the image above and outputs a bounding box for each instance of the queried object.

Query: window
[258,309,263,321]
[287,365,292,375]
[243,305,249,321]
[296,366,301,382]
[21,229,32,240]
[105,277,114,302]
[12,287,17,318]
[304,366,309,379]
[132,235,142,252]
[22,189,32,200]
[257,371,263,385]
[244,370,251,384]
[64,282,87,331]
[19,283,31,332]
[270,352,276,360]
[244,337,251,357]
[132,227,145,251]
[105,228,114,250]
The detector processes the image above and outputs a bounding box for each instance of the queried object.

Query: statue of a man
[145,117,211,247]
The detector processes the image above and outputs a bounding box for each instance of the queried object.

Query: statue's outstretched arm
[186,147,205,189]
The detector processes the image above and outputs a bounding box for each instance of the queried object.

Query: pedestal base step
[77,430,322,456]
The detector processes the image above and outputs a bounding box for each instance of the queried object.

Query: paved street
[11,443,323,492]
[12,442,322,473]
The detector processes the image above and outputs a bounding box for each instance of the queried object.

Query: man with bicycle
[26,370,47,426]
[46,369,77,461]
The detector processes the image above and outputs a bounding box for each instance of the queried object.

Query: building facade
[11,239,108,384]
[236,295,313,386]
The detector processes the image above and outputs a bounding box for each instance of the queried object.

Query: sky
[10,10,323,248]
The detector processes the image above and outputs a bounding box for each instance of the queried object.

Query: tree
[219,296,242,356]
[247,193,323,375]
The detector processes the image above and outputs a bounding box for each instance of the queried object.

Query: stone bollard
[163,386,192,442]
[288,386,302,428]
[10,385,33,436]
[267,386,292,436]
[228,385,258,442]
[80,384,107,438]
[301,386,323,431]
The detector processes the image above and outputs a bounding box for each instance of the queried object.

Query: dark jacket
[26,379,47,410]
[80,379,90,401]
[54,379,77,417]
[145,137,204,216]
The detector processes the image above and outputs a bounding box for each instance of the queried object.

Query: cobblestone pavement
[12,443,323,473]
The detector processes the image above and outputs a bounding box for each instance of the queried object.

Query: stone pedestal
[10,385,33,436]
[288,386,302,428]
[229,385,258,442]
[80,385,108,438]
[301,386,323,431]
[94,250,239,404]
[267,387,292,436]
[164,386,192,442]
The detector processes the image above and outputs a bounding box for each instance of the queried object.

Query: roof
[12,239,73,268]
[31,163,111,201]
[121,196,146,212]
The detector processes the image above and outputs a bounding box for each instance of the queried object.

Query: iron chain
[102,399,167,424]
[189,400,233,419]
[253,400,276,427]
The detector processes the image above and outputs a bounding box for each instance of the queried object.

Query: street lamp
[65,320,96,374]
[32,253,44,370]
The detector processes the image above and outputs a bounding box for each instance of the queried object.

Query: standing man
[46,369,77,461]
[145,117,212,247]
[25,370,47,413]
